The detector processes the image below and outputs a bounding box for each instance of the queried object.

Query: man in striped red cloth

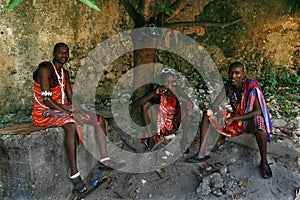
[135,67,194,151]
[186,62,273,179]
[32,43,124,193]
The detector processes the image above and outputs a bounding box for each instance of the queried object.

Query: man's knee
[142,102,152,112]
[62,122,76,133]
[97,118,106,130]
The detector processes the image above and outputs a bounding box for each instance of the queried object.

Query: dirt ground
[73,128,300,200]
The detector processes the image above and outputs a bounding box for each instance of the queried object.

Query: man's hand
[224,114,241,128]
[156,87,167,95]
[72,110,90,125]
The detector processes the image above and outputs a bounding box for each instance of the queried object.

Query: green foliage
[5,0,101,13]
[156,0,174,16]
[291,0,300,15]
[79,0,101,12]
[5,0,23,12]
[0,119,9,125]
[263,65,300,118]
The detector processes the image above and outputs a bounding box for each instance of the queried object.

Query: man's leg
[63,122,87,193]
[142,101,156,137]
[63,122,78,175]
[255,129,272,178]
[94,119,108,160]
[197,111,211,158]
[94,117,125,170]
[141,102,160,150]
[186,110,211,162]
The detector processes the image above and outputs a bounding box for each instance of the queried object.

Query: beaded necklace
[50,61,65,104]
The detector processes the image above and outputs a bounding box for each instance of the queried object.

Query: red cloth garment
[206,109,245,137]
[207,78,272,141]
[32,62,103,144]
[154,94,180,142]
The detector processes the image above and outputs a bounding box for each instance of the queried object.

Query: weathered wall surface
[187,0,300,77]
[0,0,299,120]
[0,127,99,199]
[0,0,133,118]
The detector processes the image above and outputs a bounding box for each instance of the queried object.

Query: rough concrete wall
[188,0,300,77]
[0,0,133,116]
[0,0,299,119]
[0,127,99,199]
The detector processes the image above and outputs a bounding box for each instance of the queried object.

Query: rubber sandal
[186,155,210,163]
[141,137,155,150]
[260,163,273,179]
[99,157,126,171]
[69,172,87,193]
[141,137,150,149]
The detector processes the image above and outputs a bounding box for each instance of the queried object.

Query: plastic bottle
[91,169,102,187]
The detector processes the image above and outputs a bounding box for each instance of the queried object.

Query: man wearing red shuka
[186,62,273,179]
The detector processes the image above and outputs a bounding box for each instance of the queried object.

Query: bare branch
[138,0,156,22]
[120,0,146,27]
[164,18,242,29]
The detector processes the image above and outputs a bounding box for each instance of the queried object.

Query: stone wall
[0,0,133,117]
[0,127,98,199]
[0,0,299,120]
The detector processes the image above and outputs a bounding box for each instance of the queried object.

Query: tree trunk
[130,33,158,126]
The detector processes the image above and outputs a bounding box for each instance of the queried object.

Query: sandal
[186,155,210,163]
[141,137,155,150]
[99,157,126,171]
[260,163,273,179]
[69,172,87,193]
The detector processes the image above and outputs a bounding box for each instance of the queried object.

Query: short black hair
[228,62,244,74]
[53,42,68,52]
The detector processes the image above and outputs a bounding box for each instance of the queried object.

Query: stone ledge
[0,127,98,199]
[227,134,300,160]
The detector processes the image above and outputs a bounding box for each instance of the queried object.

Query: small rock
[135,187,141,193]
[229,158,237,164]
[196,179,211,196]
[272,118,287,128]
[210,173,224,188]
[219,167,228,175]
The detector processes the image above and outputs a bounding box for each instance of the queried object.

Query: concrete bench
[0,112,113,199]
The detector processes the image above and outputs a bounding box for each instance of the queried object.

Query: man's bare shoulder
[38,61,52,70]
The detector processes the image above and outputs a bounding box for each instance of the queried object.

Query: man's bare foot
[260,163,272,179]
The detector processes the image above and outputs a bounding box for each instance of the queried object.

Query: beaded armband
[41,90,53,101]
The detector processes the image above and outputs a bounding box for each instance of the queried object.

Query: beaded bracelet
[41,90,53,101]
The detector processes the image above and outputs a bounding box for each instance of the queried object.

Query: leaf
[79,0,101,12]
[164,7,173,16]
[33,0,38,4]
[5,0,23,13]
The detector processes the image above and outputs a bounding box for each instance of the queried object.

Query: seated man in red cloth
[186,62,273,179]
[32,43,123,193]
[134,68,194,150]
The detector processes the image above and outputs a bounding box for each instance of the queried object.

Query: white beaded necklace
[50,61,65,104]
